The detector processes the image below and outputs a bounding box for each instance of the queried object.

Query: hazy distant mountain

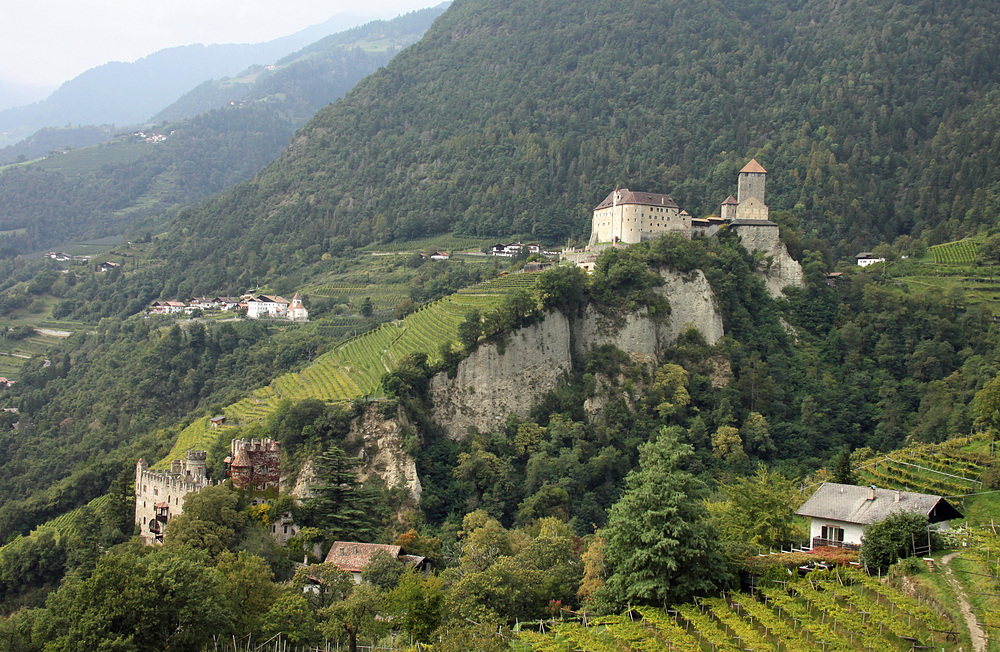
[0,80,55,112]
[0,7,446,254]
[0,12,370,148]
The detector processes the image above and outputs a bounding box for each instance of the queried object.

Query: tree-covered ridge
[147,0,1000,295]
[0,7,445,255]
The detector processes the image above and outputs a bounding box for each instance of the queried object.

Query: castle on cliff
[565,160,803,295]
[586,158,770,248]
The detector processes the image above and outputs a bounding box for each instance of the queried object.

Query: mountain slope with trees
[140,0,1000,298]
[0,7,445,254]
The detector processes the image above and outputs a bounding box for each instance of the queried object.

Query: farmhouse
[856,252,885,267]
[324,542,427,583]
[795,482,963,550]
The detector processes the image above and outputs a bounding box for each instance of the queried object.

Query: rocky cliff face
[430,268,724,439]
[429,311,575,439]
[575,269,723,363]
[733,224,804,297]
[288,404,421,503]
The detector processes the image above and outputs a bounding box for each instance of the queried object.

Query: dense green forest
[128,0,1000,296]
[0,6,444,254]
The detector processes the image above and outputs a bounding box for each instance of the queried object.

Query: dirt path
[942,551,988,652]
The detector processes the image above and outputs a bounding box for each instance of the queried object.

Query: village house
[149,300,187,315]
[795,482,963,550]
[856,252,886,267]
[323,542,427,583]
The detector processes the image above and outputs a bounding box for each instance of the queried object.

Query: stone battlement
[134,451,211,544]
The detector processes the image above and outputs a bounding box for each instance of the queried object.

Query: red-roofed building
[324,541,427,583]
[224,438,280,492]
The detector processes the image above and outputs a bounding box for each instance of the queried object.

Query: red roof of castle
[594,189,679,210]
[740,159,766,174]
[722,195,738,205]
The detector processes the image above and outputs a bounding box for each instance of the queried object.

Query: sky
[0,0,439,89]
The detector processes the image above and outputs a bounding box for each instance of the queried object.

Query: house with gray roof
[795,482,962,550]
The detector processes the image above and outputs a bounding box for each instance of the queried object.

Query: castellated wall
[134,450,211,544]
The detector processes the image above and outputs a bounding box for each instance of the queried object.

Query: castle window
[153,488,158,496]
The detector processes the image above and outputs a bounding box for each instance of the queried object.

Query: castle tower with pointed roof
[731,158,769,221]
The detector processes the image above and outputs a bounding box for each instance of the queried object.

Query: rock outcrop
[732,223,804,297]
[575,269,723,362]
[288,404,421,503]
[430,311,575,439]
[430,268,724,439]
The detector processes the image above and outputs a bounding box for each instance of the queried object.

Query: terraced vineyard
[306,283,409,311]
[857,436,989,496]
[162,273,540,460]
[931,239,978,265]
[518,569,955,651]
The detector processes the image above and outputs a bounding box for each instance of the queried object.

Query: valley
[2,0,1000,649]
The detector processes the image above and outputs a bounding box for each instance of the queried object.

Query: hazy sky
[1,0,439,88]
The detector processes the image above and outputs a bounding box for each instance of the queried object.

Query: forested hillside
[138,0,1000,298]
[0,7,444,254]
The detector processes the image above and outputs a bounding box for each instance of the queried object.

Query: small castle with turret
[134,450,213,544]
[134,438,283,544]
[224,438,281,492]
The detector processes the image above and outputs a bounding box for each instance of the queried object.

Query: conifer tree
[833,447,856,485]
[598,427,730,609]
[305,444,378,541]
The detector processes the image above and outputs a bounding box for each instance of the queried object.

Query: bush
[859,512,930,574]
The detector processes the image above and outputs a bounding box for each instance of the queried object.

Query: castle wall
[732,223,805,297]
[590,204,689,245]
[134,455,211,544]
[735,195,769,221]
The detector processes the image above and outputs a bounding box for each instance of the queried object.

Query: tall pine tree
[304,444,380,541]
[598,427,730,609]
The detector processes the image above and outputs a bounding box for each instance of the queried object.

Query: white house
[246,295,290,319]
[795,482,963,549]
[856,251,886,267]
